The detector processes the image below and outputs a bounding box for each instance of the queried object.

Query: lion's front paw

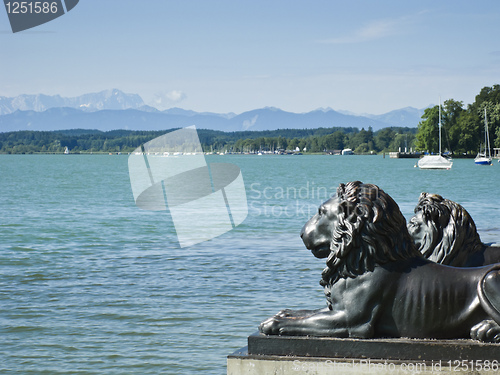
[259,315,285,335]
[259,308,317,335]
[259,310,304,335]
[471,320,500,342]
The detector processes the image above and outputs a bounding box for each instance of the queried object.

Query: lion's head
[301,181,420,286]
[407,192,483,266]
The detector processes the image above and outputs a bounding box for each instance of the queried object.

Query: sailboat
[417,98,453,170]
[474,108,492,165]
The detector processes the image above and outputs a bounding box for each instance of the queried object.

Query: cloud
[318,13,426,44]
[165,90,186,102]
[151,90,187,109]
[319,19,398,44]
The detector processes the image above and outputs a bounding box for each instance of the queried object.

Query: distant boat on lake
[64,147,69,154]
[417,98,453,170]
[342,148,354,155]
[475,108,492,166]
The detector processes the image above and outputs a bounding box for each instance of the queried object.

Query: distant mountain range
[0,89,425,133]
[0,89,144,113]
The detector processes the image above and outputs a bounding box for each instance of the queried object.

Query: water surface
[1,154,499,374]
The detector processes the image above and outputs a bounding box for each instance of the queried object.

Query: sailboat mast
[439,97,442,155]
[485,108,491,159]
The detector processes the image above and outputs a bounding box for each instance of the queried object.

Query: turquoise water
[1,154,499,374]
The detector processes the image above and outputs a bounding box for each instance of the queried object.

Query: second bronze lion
[408,192,500,267]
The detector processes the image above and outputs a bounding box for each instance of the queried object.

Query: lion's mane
[321,181,420,286]
[413,193,483,266]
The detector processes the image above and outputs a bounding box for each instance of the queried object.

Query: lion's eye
[318,206,326,215]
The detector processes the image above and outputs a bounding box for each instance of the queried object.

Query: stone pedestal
[227,333,500,374]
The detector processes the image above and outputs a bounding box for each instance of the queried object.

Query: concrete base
[227,334,500,374]
[228,351,500,374]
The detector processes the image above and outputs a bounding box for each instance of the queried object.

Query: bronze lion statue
[259,181,500,341]
[408,192,500,267]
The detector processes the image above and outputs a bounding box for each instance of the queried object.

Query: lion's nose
[301,216,317,241]
[300,222,308,239]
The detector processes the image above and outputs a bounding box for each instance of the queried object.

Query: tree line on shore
[0,85,498,155]
[0,126,416,154]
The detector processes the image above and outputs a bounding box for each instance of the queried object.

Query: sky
[1,0,500,115]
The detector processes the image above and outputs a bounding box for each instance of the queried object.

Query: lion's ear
[337,183,346,198]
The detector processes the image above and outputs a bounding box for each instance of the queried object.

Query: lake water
[1,154,500,374]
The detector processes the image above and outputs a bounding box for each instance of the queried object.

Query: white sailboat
[417,98,453,170]
[474,108,492,165]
